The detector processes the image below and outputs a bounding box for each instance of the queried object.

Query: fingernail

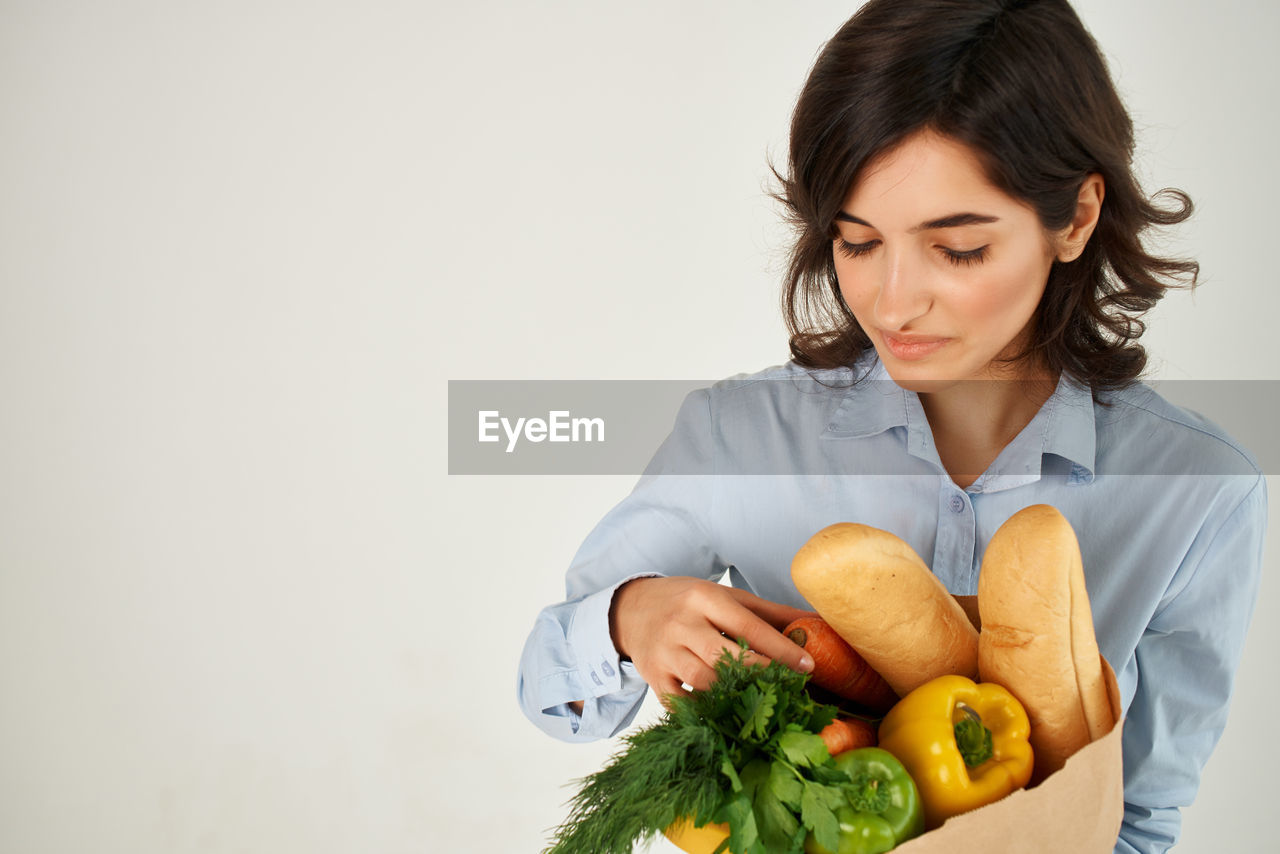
[799,654,814,672]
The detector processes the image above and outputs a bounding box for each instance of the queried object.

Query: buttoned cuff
[566,572,661,697]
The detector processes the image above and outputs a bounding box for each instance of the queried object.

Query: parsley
[543,641,852,854]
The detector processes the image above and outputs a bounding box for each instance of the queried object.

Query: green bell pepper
[804,747,925,854]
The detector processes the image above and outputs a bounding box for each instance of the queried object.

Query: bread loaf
[791,523,979,697]
[977,504,1114,780]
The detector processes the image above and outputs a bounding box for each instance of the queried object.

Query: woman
[517,2,1266,852]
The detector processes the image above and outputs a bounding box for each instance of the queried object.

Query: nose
[873,248,931,330]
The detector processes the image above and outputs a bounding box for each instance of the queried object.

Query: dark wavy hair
[775,0,1197,389]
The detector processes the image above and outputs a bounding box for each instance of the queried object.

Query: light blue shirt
[516,354,1266,854]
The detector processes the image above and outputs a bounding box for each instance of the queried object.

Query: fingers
[687,633,772,679]
[672,647,719,693]
[648,644,770,709]
[613,576,817,701]
[652,676,687,710]
[710,591,815,676]
[729,586,817,629]
[643,649,715,709]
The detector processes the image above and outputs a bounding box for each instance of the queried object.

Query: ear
[1055,173,1105,262]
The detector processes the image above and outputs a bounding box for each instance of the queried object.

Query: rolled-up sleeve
[515,389,727,741]
[1114,474,1268,853]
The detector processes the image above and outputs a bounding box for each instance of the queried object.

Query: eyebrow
[834,211,1000,232]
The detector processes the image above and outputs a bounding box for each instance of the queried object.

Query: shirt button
[949,494,964,513]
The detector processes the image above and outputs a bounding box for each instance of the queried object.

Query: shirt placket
[933,482,978,594]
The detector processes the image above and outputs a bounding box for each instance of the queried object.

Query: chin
[881,358,1047,393]
[883,373,961,394]
[874,348,966,392]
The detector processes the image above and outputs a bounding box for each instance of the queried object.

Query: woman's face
[833,130,1059,391]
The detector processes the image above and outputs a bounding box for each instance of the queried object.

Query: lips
[879,330,951,361]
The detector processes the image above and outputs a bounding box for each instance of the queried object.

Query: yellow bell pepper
[876,674,1033,830]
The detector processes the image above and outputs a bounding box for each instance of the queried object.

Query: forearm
[1112,474,1266,853]
[517,387,728,739]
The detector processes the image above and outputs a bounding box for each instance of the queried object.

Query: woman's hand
[609,576,816,704]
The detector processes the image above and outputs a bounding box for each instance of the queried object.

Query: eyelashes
[940,245,989,267]
[835,239,878,260]
[836,239,989,267]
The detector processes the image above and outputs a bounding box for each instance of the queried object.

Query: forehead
[841,130,1022,218]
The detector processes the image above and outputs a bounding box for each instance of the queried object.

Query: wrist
[606,573,667,662]
[608,578,638,661]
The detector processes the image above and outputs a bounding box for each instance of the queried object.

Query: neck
[917,374,1058,488]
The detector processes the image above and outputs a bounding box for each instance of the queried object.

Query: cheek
[952,253,1050,325]
[833,257,875,312]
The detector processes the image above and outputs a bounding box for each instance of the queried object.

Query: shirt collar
[1039,373,1096,479]
[975,373,1097,492]
[822,355,1098,489]
[822,356,911,438]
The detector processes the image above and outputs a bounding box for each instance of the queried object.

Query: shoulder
[704,352,880,406]
[653,359,869,473]
[1094,381,1262,478]
[692,360,871,430]
[711,359,852,391]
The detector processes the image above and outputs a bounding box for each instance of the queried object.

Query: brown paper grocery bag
[892,654,1124,853]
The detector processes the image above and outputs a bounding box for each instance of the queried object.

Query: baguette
[977,504,1114,781]
[791,522,978,697]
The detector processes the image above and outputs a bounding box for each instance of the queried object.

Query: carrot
[786,615,899,714]
[819,716,878,757]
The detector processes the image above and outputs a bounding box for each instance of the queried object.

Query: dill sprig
[543,642,846,854]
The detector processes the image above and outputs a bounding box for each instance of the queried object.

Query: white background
[1,1,1276,852]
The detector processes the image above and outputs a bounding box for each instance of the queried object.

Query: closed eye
[940,245,989,267]
[836,239,879,259]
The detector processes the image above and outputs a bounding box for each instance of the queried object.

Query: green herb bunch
[543,641,858,854]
